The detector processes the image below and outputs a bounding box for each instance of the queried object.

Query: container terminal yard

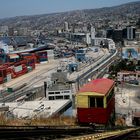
[0,44,117,118]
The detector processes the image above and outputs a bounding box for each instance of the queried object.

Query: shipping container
[35,51,48,63]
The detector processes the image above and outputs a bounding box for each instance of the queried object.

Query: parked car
[128,80,139,85]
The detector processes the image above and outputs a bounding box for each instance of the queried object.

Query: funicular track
[0,125,139,140]
[0,125,94,140]
[101,127,140,140]
[65,127,140,140]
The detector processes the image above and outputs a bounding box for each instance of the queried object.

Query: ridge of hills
[0,1,140,30]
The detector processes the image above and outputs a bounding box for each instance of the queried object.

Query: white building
[47,89,72,101]
[108,39,116,51]
[136,31,140,40]
[0,41,14,53]
[64,22,69,32]
[127,26,135,40]
[46,71,73,101]
[0,26,8,33]
[91,26,95,39]
[18,27,29,36]
[91,38,115,49]
[47,49,54,61]
[83,26,88,32]
[86,33,91,45]
[117,71,140,82]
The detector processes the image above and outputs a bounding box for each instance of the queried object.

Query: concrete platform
[0,99,71,119]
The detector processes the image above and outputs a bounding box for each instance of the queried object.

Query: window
[63,91,70,93]
[0,72,2,77]
[89,96,104,108]
[48,92,54,95]
[107,89,114,103]
[49,96,54,100]
[89,97,95,108]
[55,92,60,94]
[55,96,63,100]
[64,95,70,99]
[96,97,103,108]
[9,58,16,62]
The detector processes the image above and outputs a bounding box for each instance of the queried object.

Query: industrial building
[45,70,72,101]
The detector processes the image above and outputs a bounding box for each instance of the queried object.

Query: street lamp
[88,78,91,82]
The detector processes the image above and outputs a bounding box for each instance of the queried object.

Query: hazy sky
[0,0,138,18]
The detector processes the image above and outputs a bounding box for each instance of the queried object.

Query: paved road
[68,49,109,81]
[115,83,140,126]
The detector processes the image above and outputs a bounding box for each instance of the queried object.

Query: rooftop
[118,71,140,74]
[1,100,71,119]
[79,78,115,95]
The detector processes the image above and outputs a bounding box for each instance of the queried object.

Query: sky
[0,0,138,18]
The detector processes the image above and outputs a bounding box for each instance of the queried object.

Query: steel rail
[0,125,94,139]
[64,127,140,140]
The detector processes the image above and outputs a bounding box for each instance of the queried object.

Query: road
[68,49,118,88]
[115,83,140,126]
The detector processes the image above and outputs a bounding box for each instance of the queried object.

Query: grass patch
[0,113,77,126]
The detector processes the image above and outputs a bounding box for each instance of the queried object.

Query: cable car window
[107,89,114,103]
[89,97,95,107]
[96,97,103,108]
[89,96,104,108]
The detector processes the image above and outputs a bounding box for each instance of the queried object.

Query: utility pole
[77,74,80,91]
[44,82,47,99]
[0,87,5,106]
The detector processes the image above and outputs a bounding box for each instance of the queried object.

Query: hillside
[0,1,140,30]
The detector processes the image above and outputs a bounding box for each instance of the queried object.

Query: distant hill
[0,1,140,30]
